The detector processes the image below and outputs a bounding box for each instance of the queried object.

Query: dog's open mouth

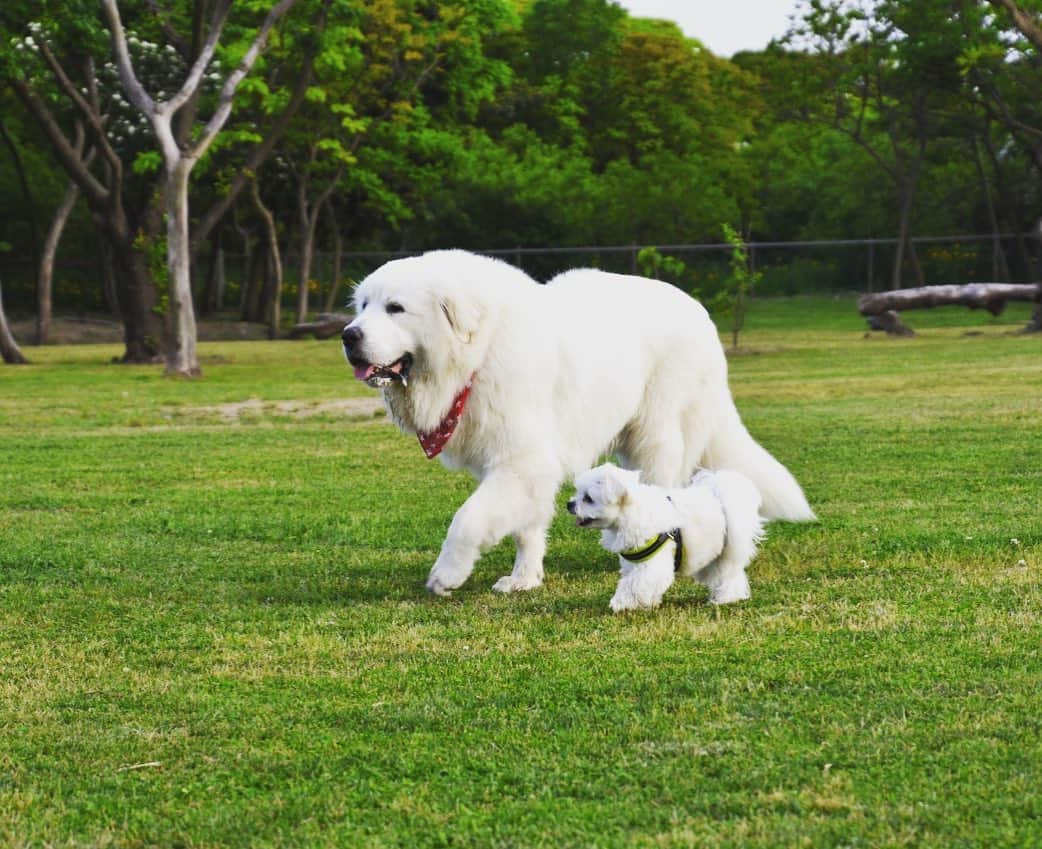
[350,353,413,388]
[575,517,595,527]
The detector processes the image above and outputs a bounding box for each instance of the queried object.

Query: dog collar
[621,529,683,572]
[417,376,474,459]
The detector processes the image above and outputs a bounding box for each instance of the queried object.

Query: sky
[611,0,805,57]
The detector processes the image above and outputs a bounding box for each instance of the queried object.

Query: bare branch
[190,0,329,256]
[99,0,157,117]
[143,0,192,60]
[988,0,1042,52]
[190,52,316,257]
[191,0,300,160]
[162,0,233,119]
[8,78,110,208]
[34,41,123,182]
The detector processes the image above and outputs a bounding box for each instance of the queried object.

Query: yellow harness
[620,529,683,572]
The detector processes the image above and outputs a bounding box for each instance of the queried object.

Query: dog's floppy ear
[440,290,483,344]
[601,465,639,505]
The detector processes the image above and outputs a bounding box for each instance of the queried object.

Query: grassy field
[1,296,1040,848]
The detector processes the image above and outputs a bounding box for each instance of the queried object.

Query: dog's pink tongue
[354,364,376,381]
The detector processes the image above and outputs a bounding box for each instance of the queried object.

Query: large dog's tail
[704,401,816,522]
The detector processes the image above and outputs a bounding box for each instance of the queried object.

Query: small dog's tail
[708,469,767,572]
[703,401,815,522]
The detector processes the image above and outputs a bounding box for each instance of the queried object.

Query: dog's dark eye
[386,301,405,315]
[583,494,593,504]
[360,300,368,311]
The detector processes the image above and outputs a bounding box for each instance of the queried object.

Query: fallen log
[859,283,1042,335]
[1027,303,1042,334]
[288,312,353,340]
[865,310,915,337]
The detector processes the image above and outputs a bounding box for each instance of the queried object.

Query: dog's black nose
[566,499,576,514]
[341,325,362,349]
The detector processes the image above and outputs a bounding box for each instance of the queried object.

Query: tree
[2,7,164,362]
[982,0,1042,330]
[35,120,94,345]
[100,0,299,376]
[1,1,325,365]
[247,173,283,339]
[720,223,760,351]
[0,253,28,364]
[792,2,924,287]
[988,0,1042,49]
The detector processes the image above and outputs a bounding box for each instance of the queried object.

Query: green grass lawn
[1,297,1040,848]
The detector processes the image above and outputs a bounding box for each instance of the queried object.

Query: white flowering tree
[2,2,321,369]
[100,0,298,376]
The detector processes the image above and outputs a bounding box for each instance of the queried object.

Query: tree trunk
[241,244,265,323]
[98,231,120,318]
[296,178,313,324]
[233,207,255,319]
[296,230,314,324]
[109,233,163,363]
[296,171,342,324]
[972,136,1011,283]
[907,239,925,288]
[250,179,283,340]
[323,212,344,313]
[892,173,920,290]
[163,160,201,376]
[0,275,29,364]
[214,245,226,311]
[200,229,224,317]
[36,179,81,345]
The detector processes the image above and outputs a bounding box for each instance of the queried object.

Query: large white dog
[341,249,813,596]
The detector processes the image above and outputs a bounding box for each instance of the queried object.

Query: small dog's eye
[360,300,368,311]
[386,301,405,314]
[583,494,593,504]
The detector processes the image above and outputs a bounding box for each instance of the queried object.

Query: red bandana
[417,377,474,459]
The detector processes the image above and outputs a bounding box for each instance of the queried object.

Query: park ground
[1,296,1040,847]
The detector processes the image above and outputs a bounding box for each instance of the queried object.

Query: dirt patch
[183,397,385,422]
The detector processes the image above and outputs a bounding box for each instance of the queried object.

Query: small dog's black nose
[341,325,362,349]
[566,499,576,514]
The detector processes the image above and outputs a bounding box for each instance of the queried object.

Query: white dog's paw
[491,573,543,593]
[709,575,751,605]
[426,574,456,597]
[610,595,662,612]
[425,561,469,597]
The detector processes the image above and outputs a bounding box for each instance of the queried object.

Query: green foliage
[718,222,761,350]
[635,246,700,297]
[4,0,1042,316]
[2,304,1041,846]
[132,229,168,313]
[131,150,162,176]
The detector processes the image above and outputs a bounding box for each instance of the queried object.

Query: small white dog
[568,463,766,612]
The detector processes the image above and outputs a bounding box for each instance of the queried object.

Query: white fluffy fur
[343,249,813,596]
[569,463,766,611]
